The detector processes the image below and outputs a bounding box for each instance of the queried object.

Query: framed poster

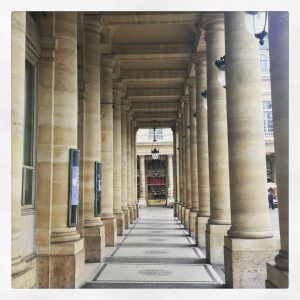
[95,161,102,217]
[68,149,80,226]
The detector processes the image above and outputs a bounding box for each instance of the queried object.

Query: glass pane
[24,60,35,166]
[23,168,33,205]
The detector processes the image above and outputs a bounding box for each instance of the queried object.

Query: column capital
[192,52,206,66]
[186,77,196,88]
[84,15,103,35]
[113,79,123,90]
[121,97,128,106]
[182,95,189,103]
[101,54,117,69]
[202,15,224,39]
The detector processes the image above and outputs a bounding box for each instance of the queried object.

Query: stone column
[183,95,192,229]
[100,55,117,246]
[203,16,231,264]
[224,12,279,288]
[180,103,187,223]
[175,123,181,217]
[113,80,125,236]
[49,12,85,287]
[266,11,289,289]
[139,155,147,206]
[121,99,130,229]
[132,124,138,220]
[82,15,105,261]
[167,154,175,206]
[134,129,139,218]
[193,53,210,247]
[127,111,134,223]
[11,12,36,288]
[187,78,199,238]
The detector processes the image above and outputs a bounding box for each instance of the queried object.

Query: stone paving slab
[93,263,223,283]
[112,245,202,258]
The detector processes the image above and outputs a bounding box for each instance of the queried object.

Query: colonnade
[11,12,139,288]
[11,11,288,289]
[174,12,288,288]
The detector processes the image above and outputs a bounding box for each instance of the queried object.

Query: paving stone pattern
[82,206,225,288]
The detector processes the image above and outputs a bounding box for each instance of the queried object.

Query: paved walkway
[83,206,225,288]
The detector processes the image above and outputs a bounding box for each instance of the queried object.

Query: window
[22,60,36,206]
[260,54,270,74]
[148,128,163,140]
[262,101,273,136]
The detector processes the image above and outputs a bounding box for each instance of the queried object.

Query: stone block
[206,223,230,265]
[184,208,190,230]
[115,212,125,236]
[102,217,117,246]
[83,224,106,262]
[12,265,36,288]
[189,211,198,239]
[224,236,280,288]
[196,216,209,247]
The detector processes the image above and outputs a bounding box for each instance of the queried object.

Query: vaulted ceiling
[88,12,217,128]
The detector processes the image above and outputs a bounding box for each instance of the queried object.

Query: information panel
[68,149,80,226]
[95,161,102,217]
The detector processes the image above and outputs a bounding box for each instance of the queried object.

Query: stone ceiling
[84,12,219,128]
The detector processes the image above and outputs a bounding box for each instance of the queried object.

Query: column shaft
[266,11,289,288]
[82,15,105,261]
[139,156,147,205]
[113,80,124,235]
[204,16,231,264]
[127,112,134,223]
[101,55,117,246]
[167,155,174,206]
[224,12,278,288]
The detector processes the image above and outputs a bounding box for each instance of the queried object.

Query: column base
[136,203,139,219]
[196,216,209,247]
[37,238,85,288]
[184,208,191,230]
[122,207,130,229]
[132,205,137,220]
[189,211,198,239]
[12,264,36,288]
[167,197,174,208]
[128,206,134,224]
[174,202,179,218]
[266,262,288,288]
[102,216,117,246]
[138,197,147,207]
[224,236,280,288]
[114,211,125,236]
[177,204,182,221]
[206,223,231,265]
[83,223,106,262]
[181,206,186,225]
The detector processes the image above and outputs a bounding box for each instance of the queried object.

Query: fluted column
[127,111,134,223]
[183,95,192,229]
[223,11,279,288]
[113,80,125,236]
[121,99,130,228]
[204,16,231,264]
[11,12,36,288]
[139,155,147,206]
[187,78,199,238]
[167,154,175,206]
[266,11,289,289]
[82,15,105,261]
[101,55,117,246]
[193,53,210,247]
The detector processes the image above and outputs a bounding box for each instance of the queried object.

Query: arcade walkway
[82,207,225,288]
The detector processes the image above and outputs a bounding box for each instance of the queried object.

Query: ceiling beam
[131,102,178,111]
[121,69,187,81]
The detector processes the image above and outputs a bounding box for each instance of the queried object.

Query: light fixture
[151,128,159,160]
[201,89,208,110]
[245,11,268,45]
[215,56,226,88]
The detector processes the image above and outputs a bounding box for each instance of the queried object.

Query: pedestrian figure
[268,188,275,209]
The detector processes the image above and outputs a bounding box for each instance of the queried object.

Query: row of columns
[174,12,288,288]
[11,12,139,288]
